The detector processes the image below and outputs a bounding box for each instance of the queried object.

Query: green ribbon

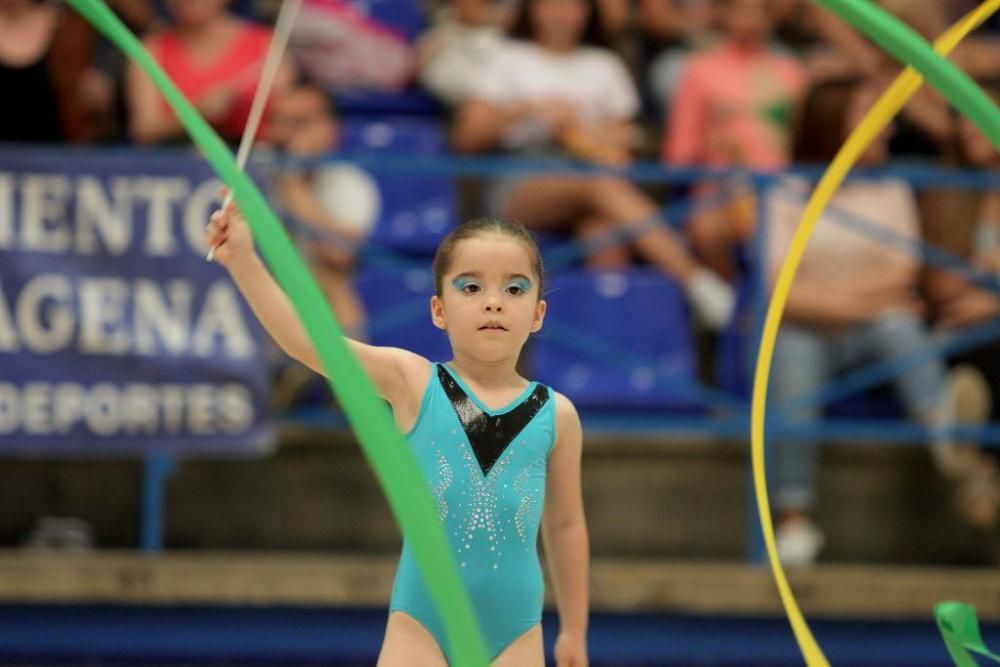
[65,1,488,664]
[936,602,1000,665]
[812,0,1000,152]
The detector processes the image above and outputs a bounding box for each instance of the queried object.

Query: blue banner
[0,147,273,455]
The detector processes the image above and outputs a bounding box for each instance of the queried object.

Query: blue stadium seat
[827,387,902,418]
[335,88,443,117]
[530,269,704,413]
[340,117,457,254]
[356,259,452,362]
[347,0,427,41]
[537,230,589,271]
[340,116,447,154]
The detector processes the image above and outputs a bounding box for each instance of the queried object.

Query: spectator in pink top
[662,0,806,169]
[126,0,294,145]
[663,0,806,282]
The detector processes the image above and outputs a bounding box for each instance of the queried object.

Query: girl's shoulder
[550,389,578,413]
[538,390,581,454]
[396,348,435,392]
[549,390,581,441]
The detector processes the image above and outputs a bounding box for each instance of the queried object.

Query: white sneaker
[776,519,825,567]
[684,268,735,330]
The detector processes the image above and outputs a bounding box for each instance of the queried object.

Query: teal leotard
[389,363,556,663]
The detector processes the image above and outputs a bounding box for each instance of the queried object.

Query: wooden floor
[1,550,997,621]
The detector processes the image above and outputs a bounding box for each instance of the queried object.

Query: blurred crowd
[6,0,1000,324]
[5,0,1000,565]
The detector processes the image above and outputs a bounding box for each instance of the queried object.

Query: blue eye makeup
[505,277,532,295]
[452,277,481,293]
[450,275,532,296]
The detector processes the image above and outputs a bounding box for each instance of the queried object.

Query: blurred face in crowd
[530,0,590,51]
[717,0,774,45]
[167,0,231,28]
[768,0,799,20]
[848,83,893,165]
[454,0,490,25]
[268,87,339,155]
[677,0,715,34]
[0,0,34,15]
[454,0,511,26]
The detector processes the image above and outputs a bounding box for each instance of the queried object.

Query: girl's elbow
[285,344,321,374]
[304,356,326,378]
[547,512,587,535]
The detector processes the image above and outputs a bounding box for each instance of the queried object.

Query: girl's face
[718,0,774,45]
[268,88,339,154]
[431,235,546,364]
[0,1,34,14]
[167,0,230,27]
[530,0,590,51]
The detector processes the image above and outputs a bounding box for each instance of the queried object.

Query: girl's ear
[430,295,447,330]
[530,299,547,333]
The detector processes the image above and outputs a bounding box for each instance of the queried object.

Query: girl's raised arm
[206,199,427,404]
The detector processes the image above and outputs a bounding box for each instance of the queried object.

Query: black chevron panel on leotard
[438,365,549,476]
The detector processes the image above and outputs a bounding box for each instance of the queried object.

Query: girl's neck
[176,15,234,42]
[723,38,766,55]
[447,357,525,389]
[536,39,578,55]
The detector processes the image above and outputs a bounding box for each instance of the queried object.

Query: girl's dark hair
[792,77,864,164]
[508,0,609,49]
[432,218,545,298]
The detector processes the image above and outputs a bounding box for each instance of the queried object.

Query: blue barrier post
[141,452,177,552]
[747,173,772,564]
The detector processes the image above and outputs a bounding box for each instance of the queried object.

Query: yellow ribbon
[752,1,1000,664]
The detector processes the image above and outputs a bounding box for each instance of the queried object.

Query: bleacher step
[0,550,996,621]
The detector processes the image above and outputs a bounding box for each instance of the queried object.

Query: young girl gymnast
[206,202,589,666]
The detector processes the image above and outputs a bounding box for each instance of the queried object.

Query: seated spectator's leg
[503,176,594,230]
[862,309,999,527]
[771,324,833,565]
[860,309,950,429]
[770,325,833,517]
[688,182,743,282]
[506,175,698,281]
[506,175,734,328]
[578,217,630,269]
